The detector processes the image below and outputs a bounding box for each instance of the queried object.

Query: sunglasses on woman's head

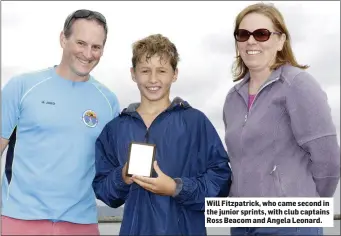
[234,29,282,42]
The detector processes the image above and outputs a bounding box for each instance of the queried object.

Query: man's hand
[122,162,133,185]
[132,161,176,196]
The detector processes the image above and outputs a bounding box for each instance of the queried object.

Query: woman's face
[236,12,285,73]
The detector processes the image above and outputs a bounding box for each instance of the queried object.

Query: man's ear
[60,31,67,49]
[130,67,137,82]
[172,68,178,83]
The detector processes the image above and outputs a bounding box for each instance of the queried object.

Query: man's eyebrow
[75,39,103,47]
[92,44,103,48]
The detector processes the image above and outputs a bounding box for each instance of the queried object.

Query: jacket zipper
[145,130,149,143]
[243,77,280,124]
[238,77,280,197]
[136,107,173,143]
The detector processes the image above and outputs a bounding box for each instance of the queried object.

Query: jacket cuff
[314,176,340,197]
[173,177,196,202]
[172,178,183,197]
[112,165,129,189]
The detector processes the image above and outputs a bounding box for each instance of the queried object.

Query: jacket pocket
[176,207,184,236]
[270,165,285,197]
[130,183,139,192]
[177,217,183,236]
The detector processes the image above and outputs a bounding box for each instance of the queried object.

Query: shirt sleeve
[286,71,340,197]
[172,113,232,210]
[111,93,120,118]
[287,72,337,143]
[92,122,129,207]
[1,76,23,139]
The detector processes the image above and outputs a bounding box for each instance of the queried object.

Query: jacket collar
[121,96,191,116]
[233,65,284,104]
[235,65,283,91]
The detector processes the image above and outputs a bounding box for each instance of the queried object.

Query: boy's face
[131,54,178,103]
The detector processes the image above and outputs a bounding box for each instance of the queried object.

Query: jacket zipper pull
[145,130,149,143]
[243,114,248,126]
[270,165,277,174]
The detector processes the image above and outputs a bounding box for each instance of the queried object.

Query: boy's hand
[132,161,176,196]
[122,162,133,185]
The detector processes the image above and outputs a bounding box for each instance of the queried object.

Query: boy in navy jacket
[93,34,232,235]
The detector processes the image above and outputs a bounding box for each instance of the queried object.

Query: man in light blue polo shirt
[1,9,119,235]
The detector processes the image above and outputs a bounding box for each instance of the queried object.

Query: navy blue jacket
[93,98,232,235]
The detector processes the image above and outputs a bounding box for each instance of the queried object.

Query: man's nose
[83,47,93,60]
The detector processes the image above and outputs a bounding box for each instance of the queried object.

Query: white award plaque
[126,142,156,177]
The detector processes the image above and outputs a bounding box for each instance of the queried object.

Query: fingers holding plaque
[126,142,156,177]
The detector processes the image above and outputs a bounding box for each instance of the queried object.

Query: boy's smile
[131,54,178,103]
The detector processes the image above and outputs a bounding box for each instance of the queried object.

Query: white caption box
[205,197,334,227]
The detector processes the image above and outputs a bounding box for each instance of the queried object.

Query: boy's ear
[172,68,178,82]
[130,67,137,82]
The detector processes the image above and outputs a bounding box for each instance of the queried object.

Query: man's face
[60,19,105,77]
[131,54,178,103]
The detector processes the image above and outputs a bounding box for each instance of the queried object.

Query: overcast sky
[1,1,340,208]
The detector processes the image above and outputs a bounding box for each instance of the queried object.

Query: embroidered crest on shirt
[82,110,98,128]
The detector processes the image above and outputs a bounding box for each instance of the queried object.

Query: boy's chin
[141,93,168,102]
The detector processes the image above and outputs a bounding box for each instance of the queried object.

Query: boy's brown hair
[132,34,179,71]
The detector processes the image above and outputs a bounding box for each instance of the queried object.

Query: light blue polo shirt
[1,67,120,224]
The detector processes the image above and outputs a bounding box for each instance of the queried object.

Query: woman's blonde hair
[232,3,308,81]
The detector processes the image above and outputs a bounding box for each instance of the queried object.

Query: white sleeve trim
[20,77,52,105]
[90,82,113,117]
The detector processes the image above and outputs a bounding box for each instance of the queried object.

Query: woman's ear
[278,33,286,51]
